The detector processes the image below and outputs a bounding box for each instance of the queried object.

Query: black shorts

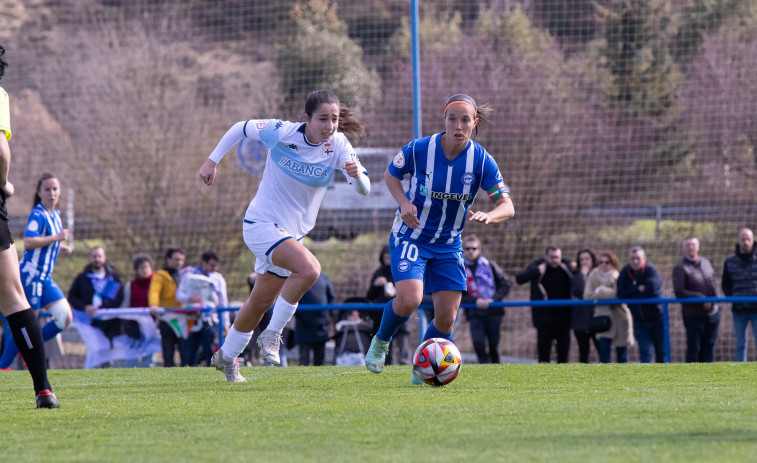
[0,190,13,252]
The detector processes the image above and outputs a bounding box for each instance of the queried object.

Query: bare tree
[16,13,280,265]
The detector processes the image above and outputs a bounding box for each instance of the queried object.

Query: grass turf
[2,363,756,462]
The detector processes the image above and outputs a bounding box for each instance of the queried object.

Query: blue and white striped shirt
[20,203,63,281]
[387,133,509,250]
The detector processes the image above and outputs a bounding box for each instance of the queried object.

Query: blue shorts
[389,235,466,293]
[20,274,65,310]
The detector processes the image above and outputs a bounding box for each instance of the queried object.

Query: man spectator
[148,247,186,367]
[175,250,228,367]
[617,246,665,363]
[516,246,574,363]
[294,265,335,366]
[672,237,720,363]
[68,246,124,316]
[722,228,757,362]
[461,234,510,364]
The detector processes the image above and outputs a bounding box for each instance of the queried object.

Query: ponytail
[337,107,366,138]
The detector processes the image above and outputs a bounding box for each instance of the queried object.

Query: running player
[364,93,515,383]
[0,44,59,407]
[199,90,370,382]
[0,172,73,371]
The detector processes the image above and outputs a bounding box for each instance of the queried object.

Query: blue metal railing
[49,296,757,363]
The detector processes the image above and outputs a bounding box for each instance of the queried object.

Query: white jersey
[210,119,360,239]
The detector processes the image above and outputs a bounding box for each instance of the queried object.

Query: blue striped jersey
[387,133,509,250]
[20,203,63,280]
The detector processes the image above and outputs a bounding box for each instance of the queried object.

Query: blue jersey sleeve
[23,209,46,238]
[481,152,510,202]
[387,140,415,179]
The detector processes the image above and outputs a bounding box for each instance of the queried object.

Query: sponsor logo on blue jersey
[418,185,473,201]
[429,191,473,201]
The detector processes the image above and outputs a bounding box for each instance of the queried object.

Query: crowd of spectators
[3,228,757,368]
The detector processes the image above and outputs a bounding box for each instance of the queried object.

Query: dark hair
[132,252,154,272]
[443,94,493,138]
[599,250,620,270]
[164,247,185,260]
[379,244,389,264]
[304,90,365,138]
[0,45,7,80]
[576,249,597,270]
[545,245,560,255]
[32,173,58,207]
[201,250,219,262]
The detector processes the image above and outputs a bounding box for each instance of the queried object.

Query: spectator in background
[461,234,510,364]
[617,246,666,363]
[722,228,757,362]
[175,250,228,367]
[516,246,574,363]
[673,237,720,363]
[571,249,599,363]
[366,245,411,366]
[148,247,186,367]
[118,252,155,368]
[121,253,154,309]
[335,297,374,365]
[584,250,634,363]
[294,263,335,366]
[68,246,124,316]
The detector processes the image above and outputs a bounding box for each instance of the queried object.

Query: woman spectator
[571,249,599,363]
[121,253,155,310]
[583,250,634,363]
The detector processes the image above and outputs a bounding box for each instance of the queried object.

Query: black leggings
[158,320,185,367]
[468,314,504,364]
[537,323,571,363]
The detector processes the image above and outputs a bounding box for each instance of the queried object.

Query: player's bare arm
[23,229,70,250]
[467,196,514,224]
[384,168,420,229]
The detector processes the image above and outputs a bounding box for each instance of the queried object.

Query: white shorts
[242,219,301,278]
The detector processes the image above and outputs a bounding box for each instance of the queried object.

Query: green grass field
[2,363,757,462]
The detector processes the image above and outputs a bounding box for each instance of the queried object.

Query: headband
[443,100,477,115]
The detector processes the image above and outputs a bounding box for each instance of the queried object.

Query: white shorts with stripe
[243,220,301,278]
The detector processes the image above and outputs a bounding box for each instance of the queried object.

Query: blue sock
[41,320,63,342]
[376,299,410,342]
[423,320,453,342]
[0,316,19,368]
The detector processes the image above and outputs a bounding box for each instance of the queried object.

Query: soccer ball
[412,338,462,386]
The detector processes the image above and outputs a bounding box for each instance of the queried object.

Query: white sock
[266,297,298,334]
[220,326,253,361]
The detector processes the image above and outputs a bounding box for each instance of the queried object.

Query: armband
[486,182,510,203]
